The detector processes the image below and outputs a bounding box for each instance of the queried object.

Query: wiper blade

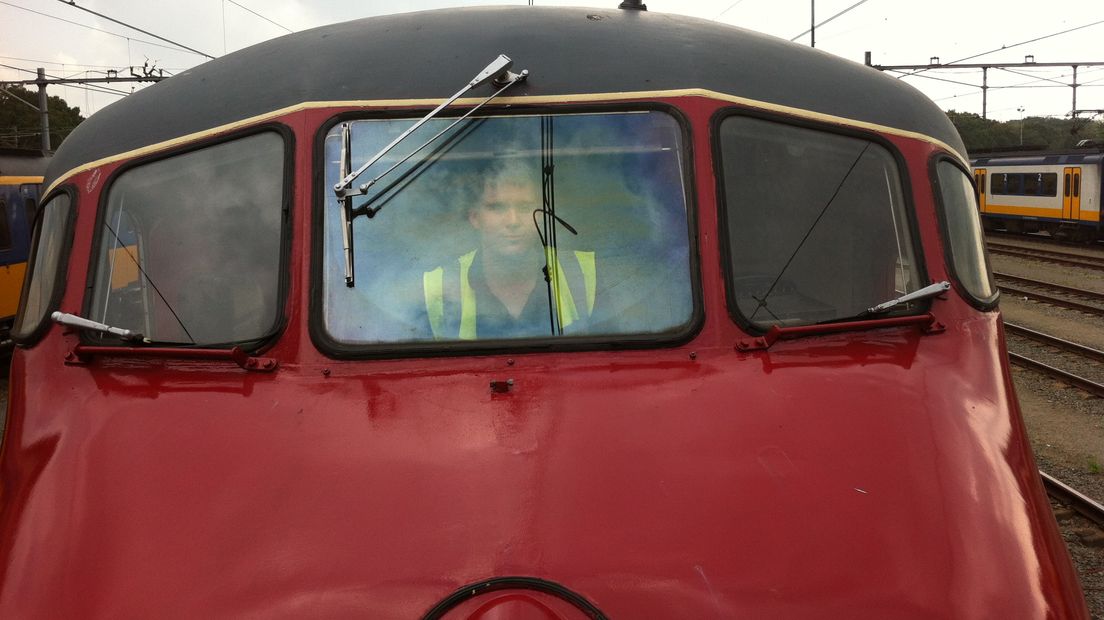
[52,311,149,343]
[864,280,950,315]
[332,54,528,200]
[332,54,528,288]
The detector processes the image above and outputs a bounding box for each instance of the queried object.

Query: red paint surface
[0,97,1087,618]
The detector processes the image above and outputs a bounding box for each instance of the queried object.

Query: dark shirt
[465,255,556,339]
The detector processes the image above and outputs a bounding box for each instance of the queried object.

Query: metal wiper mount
[333,55,529,287]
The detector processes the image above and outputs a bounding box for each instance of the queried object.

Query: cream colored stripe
[44,88,967,194]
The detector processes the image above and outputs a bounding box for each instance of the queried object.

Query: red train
[0,5,1088,618]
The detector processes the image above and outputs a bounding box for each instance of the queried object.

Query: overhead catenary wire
[789,0,870,42]
[56,0,216,60]
[898,18,1104,78]
[225,0,293,34]
[0,1,206,58]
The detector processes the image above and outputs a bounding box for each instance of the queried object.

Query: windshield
[320,110,694,346]
[88,131,286,346]
[718,116,922,329]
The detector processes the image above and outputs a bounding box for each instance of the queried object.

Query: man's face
[468,179,539,258]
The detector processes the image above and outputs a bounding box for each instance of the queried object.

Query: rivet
[322,368,331,377]
[689,351,697,360]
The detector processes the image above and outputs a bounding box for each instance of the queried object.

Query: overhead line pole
[1,70,166,154]
[869,58,1104,119]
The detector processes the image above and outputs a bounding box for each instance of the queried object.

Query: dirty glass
[935,160,996,301]
[321,111,693,345]
[88,132,285,345]
[12,193,71,341]
[718,116,921,329]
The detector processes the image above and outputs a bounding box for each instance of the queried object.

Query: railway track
[1004,322,1104,398]
[1042,470,1104,530]
[995,272,1104,317]
[987,242,1104,271]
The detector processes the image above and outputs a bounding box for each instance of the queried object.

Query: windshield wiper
[863,280,951,315]
[332,54,528,287]
[52,311,149,343]
[736,281,951,352]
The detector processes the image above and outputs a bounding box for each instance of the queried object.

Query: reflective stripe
[574,250,596,314]
[423,266,445,338]
[458,250,478,340]
[424,248,594,339]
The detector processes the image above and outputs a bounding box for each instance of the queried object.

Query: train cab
[0,6,1089,618]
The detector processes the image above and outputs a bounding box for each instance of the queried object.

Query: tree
[947,109,1104,154]
[0,85,85,151]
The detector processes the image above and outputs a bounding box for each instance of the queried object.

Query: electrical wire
[56,0,215,60]
[0,1,206,58]
[225,0,293,33]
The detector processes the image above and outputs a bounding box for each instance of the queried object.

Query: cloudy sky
[1,0,1102,125]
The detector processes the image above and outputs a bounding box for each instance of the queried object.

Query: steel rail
[1004,322,1104,363]
[998,283,1104,316]
[1041,470,1104,530]
[987,243,1104,270]
[995,272,1104,301]
[1007,352,1104,398]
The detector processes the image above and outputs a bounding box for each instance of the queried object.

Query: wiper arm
[332,54,528,200]
[52,311,149,343]
[332,54,528,288]
[864,281,950,315]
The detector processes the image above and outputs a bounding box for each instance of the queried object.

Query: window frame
[309,102,703,359]
[711,107,929,335]
[929,154,999,311]
[80,123,295,351]
[11,186,77,346]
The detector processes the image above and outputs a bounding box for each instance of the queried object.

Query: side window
[717,116,921,329]
[12,193,74,342]
[0,200,11,250]
[991,173,1007,195]
[934,160,996,304]
[88,131,286,346]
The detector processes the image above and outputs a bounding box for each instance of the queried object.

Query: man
[422,160,596,340]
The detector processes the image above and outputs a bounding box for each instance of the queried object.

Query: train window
[12,193,73,342]
[717,117,920,329]
[319,111,693,347]
[991,173,1007,195]
[1041,173,1057,197]
[1006,174,1023,195]
[1023,173,1040,196]
[1064,173,1070,197]
[0,200,11,250]
[934,160,996,303]
[88,131,286,346]
[1074,172,1080,198]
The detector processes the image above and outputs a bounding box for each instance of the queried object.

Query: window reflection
[89,132,285,346]
[322,111,694,345]
[718,117,921,329]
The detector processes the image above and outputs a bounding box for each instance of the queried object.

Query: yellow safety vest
[423,248,596,340]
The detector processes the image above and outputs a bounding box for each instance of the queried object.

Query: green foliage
[0,85,85,151]
[947,109,1104,154]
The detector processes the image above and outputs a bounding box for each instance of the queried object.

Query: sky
[1,0,1102,128]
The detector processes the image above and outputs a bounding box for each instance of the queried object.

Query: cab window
[934,159,996,303]
[88,131,287,346]
[319,110,694,348]
[12,193,73,343]
[717,116,922,330]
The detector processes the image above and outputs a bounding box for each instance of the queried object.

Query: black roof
[45,6,965,186]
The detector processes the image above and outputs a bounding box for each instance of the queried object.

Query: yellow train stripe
[984,203,1101,222]
[0,176,43,185]
[43,88,968,195]
[0,261,27,319]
